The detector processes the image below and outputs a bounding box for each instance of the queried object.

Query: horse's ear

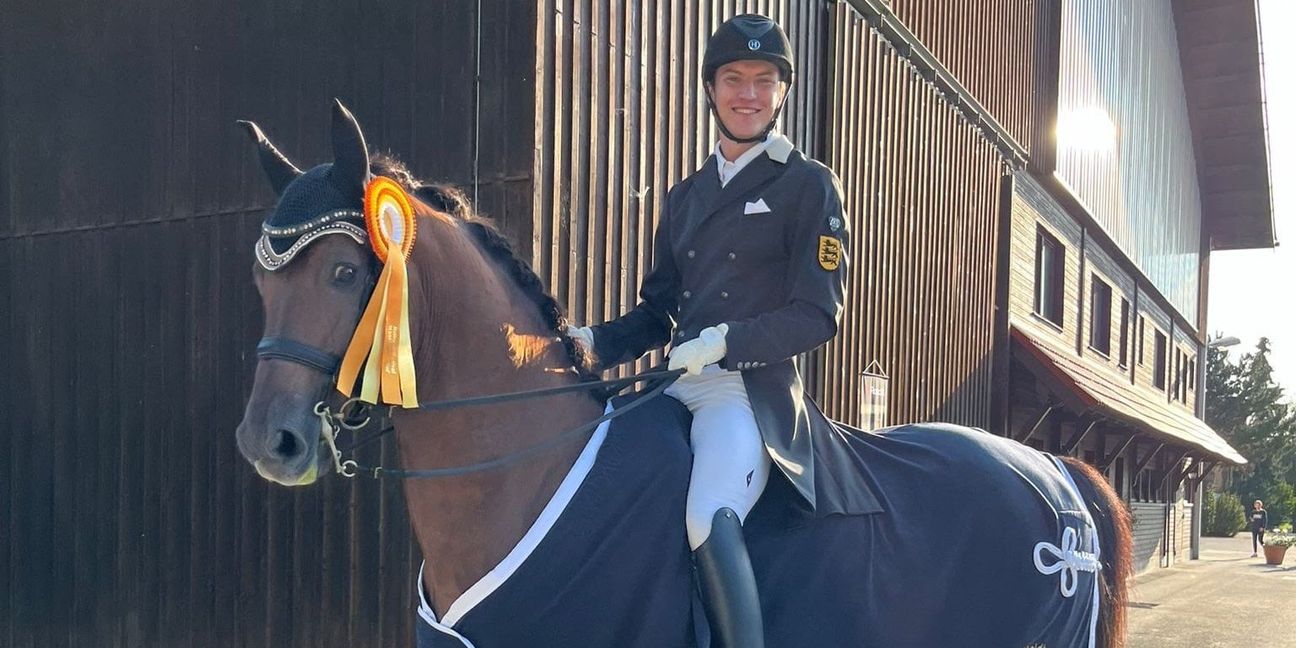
[237,120,302,195]
[329,99,370,199]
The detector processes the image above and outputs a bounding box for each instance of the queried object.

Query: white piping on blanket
[415,402,614,642]
[1045,455,1103,648]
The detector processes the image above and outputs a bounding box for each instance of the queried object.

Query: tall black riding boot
[693,508,765,648]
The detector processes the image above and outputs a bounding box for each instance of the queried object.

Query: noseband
[255,336,343,374]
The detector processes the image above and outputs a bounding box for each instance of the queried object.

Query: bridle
[254,277,681,480]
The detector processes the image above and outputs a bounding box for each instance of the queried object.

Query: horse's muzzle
[236,390,324,486]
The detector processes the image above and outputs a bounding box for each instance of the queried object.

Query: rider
[570,14,849,646]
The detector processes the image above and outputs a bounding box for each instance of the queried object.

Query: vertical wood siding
[884,0,1039,151]
[818,3,1005,428]
[6,0,1028,644]
[535,0,1008,429]
[533,0,827,347]
[0,1,534,646]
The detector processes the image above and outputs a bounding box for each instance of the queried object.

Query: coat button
[728,252,736,260]
[720,291,729,299]
[687,250,696,258]
[683,290,692,299]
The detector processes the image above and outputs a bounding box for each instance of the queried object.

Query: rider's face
[709,60,785,141]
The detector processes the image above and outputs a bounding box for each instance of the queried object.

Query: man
[571,14,863,647]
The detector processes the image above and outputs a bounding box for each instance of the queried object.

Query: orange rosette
[363,176,417,263]
[337,176,420,408]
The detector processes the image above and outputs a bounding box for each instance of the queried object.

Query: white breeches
[665,365,772,550]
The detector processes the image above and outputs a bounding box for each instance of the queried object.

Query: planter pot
[1263,544,1288,565]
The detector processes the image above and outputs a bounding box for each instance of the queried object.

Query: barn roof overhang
[1174,0,1276,251]
[1011,326,1247,464]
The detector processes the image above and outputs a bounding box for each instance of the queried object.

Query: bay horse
[235,101,1132,647]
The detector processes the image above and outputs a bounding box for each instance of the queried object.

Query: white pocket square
[743,198,772,215]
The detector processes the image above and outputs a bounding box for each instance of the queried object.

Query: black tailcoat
[591,136,878,516]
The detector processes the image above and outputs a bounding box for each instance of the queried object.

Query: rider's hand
[668,324,728,376]
[566,325,594,354]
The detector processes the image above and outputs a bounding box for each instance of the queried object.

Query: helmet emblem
[747,39,762,51]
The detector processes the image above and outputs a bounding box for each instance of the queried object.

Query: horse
[234,101,1133,648]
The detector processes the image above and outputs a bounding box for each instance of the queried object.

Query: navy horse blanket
[416,392,1102,647]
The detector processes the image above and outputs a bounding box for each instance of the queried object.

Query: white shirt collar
[714,131,778,187]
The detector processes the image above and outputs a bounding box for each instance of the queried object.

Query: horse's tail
[1058,456,1133,648]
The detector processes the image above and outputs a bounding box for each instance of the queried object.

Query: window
[1137,316,1146,365]
[1034,228,1065,326]
[1114,457,1126,499]
[1188,358,1196,391]
[1153,331,1168,390]
[1118,299,1130,366]
[1089,276,1112,355]
[1176,349,1187,399]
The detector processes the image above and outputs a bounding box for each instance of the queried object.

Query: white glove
[566,325,594,354]
[668,324,729,376]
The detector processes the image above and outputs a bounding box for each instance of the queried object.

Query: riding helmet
[701,14,794,84]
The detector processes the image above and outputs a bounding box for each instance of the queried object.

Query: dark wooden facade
[816,3,1006,427]
[5,0,1267,643]
[1,1,534,646]
[533,0,828,347]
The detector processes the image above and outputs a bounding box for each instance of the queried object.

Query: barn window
[1089,276,1112,356]
[1034,228,1065,327]
[1153,331,1168,390]
[1118,299,1130,367]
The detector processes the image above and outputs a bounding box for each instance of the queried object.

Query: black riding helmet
[702,14,795,144]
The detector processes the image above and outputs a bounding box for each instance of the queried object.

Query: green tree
[1205,337,1296,527]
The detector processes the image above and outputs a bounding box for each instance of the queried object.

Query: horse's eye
[332,263,358,285]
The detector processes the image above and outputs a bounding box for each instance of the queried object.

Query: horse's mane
[369,154,602,393]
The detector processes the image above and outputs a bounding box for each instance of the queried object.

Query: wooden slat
[886,0,1037,152]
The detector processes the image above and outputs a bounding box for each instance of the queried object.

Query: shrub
[1266,532,1296,548]
[1203,491,1246,537]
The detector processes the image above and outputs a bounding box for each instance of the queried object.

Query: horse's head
[235,100,382,486]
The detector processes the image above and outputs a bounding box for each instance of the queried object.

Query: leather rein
[255,335,681,479]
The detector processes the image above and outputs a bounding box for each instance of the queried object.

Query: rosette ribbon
[337,176,419,407]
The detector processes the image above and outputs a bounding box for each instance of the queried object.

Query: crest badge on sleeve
[818,235,841,271]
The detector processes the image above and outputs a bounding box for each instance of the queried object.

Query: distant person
[1249,499,1268,557]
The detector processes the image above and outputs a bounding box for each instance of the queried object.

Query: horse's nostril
[272,428,306,462]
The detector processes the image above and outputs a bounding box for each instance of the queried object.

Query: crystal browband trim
[256,221,368,271]
[262,209,365,238]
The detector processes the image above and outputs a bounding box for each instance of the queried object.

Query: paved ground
[1127,535,1296,647]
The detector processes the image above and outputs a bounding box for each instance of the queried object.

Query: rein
[308,365,684,479]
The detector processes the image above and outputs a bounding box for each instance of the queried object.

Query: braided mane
[369,154,601,392]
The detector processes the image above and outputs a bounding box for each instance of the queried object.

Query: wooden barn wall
[533,0,828,345]
[535,0,1007,428]
[814,3,1004,428]
[1010,173,1085,348]
[1130,501,1167,573]
[882,0,1039,151]
[0,1,535,646]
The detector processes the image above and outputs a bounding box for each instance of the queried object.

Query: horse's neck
[394,217,603,619]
